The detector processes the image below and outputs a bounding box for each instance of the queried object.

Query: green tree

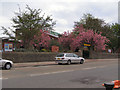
[74,13,119,53]
[74,13,112,36]
[1,5,56,49]
[112,23,120,36]
[109,23,120,52]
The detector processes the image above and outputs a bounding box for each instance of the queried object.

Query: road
[1,59,118,88]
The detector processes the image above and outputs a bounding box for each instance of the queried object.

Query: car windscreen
[56,53,64,57]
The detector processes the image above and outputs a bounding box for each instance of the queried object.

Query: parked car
[55,53,85,65]
[0,58,13,70]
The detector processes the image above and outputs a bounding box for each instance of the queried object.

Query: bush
[41,49,48,52]
[15,48,39,52]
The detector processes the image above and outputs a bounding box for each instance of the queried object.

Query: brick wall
[2,52,118,63]
[2,52,58,63]
[90,52,118,59]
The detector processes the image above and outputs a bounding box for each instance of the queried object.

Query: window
[73,54,78,57]
[66,54,74,57]
[56,53,64,57]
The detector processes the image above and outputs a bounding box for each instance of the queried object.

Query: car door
[73,54,80,63]
[67,53,74,63]
[69,53,76,63]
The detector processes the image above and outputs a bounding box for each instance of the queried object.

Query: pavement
[13,58,118,68]
[14,61,55,68]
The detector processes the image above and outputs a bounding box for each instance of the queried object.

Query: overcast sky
[0,0,119,37]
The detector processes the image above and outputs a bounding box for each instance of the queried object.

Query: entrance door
[83,50,89,59]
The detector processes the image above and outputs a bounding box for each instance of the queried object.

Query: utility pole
[0,38,2,58]
[118,1,120,24]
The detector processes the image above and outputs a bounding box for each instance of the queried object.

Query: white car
[0,58,13,70]
[55,53,85,65]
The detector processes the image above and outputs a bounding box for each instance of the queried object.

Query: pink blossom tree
[58,31,74,51]
[71,30,109,51]
[59,25,109,52]
[30,30,51,50]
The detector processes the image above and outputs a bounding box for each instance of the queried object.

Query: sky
[0,0,119,37]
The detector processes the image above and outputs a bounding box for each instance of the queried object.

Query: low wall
[2,52,59,63]
[91,52,118,59]
[2,52,119,63]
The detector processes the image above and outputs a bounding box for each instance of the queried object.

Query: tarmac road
[1,59,119,88]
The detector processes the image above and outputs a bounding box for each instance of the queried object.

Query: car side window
[73,54,78,57]
[57,53,64,57]
[66,54,69,57]
[66,54,73,57]
[70,54,74,57]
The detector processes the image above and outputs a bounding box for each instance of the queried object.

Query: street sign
[84,44,91,46]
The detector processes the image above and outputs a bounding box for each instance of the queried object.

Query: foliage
[72,25,109,51]
[30,30,51,50]
[74,13,119,52]
[112,23,120,37]
[58,31,74,51]
[107,23,120,52]
[1,5,56,49]
[59,25,109,51]
[74,13,112,36]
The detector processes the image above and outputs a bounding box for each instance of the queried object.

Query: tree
[30,30,51,50]
[74,13,112,36]
[74,13,119,53]
[59,25,109,52]
[107,23,120,52]
[1,5,56,49]
[71,25,109,51]
[112,23,120,37]
[58,31,74,51]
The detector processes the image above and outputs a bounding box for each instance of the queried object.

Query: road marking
[82,65,107,70]
[97,66,106,68]
[29,65,107,77]
[30,70,75,77]
[0,78,8,80]
[83,67,97,70]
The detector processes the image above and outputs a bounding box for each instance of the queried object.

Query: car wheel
[4,63,12,70]
[58,63,62,65]
[67,60,71,65]
[80,59,84,64]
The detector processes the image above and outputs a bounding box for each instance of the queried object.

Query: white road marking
[97,66,106,68]
[82,65,107,70]
[0,78,8,80]
[30,65,107,77]
[30,70,75,77]
[83,67,97,70]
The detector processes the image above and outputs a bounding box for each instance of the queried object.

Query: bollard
[113,80,120,89]
[104,83,114,90]
[102,80,120,89]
